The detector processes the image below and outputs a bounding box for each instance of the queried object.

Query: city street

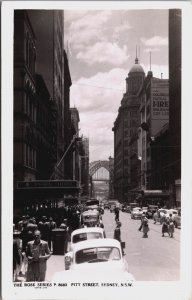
[46,209,180,281]
[103,210,180,281]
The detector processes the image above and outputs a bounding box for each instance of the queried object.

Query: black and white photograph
[1,1,192,300]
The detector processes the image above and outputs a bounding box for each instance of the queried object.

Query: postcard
[1,1,192,300]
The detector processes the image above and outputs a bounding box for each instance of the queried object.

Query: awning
[144,190,169,197]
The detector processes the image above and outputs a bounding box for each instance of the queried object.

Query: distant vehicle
[104,203,110,209]
[173,208,181,228]
[86,199,99,207]
[110,205,116,213]
[126,206,131,213]
[121,205,127,212]
[81,210,103,228]
[131,207,142,219]
[147,205,159,218]
[64,227,106,270]
[130,203,138,211]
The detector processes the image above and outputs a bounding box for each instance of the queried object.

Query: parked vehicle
[131,207,142,219]
[173,208,181,228]
[64,227,106,270]
[130,203,138,211]
[64,239,129,273]
[81,210,103,228]
[53,239,135,285]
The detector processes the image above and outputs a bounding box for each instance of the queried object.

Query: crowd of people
[113,206,175,240]
[13,205,82,282]
[13,204,176,282]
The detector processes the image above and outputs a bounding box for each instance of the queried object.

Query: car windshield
[83,215,98,221]
[72,232,102,243]
[75,247,121,264]
[133,208,141,211]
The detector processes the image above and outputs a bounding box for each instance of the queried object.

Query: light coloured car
[131,207,142,219]
[173,209,181,228]
[64,227,106,270]
[56,239,135,284]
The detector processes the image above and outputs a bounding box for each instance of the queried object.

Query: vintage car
[131,207,143,219]
[62,239,134,279]
[173,208,181,228]
[80,209,103,228]
[64,227,106,270]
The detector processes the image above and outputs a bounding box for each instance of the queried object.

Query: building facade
[113,57,145,202]
[14,11,37,188]
[168,9,181,207]
[28,10,65,179]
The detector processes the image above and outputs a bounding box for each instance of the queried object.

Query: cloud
[141,36,168,47]
[143,63,169,79]
[65,11,112,50]
[144,48,160,53]
[76,42,129,66]
[70,68,128,161]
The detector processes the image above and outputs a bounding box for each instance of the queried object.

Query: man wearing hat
[26,230,51,281]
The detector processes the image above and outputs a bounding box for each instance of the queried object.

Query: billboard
[151,78,169,136]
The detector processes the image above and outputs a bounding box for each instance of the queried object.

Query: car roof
[73,238,121,252]
[82,210,98,216]
[71,227,104,237]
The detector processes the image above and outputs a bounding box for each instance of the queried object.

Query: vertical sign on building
[151,78,169,136]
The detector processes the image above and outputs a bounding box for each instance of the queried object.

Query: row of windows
[24,144,36,169]
[25,32,36,76]
[124,119,139,127]
[24,93,37,123]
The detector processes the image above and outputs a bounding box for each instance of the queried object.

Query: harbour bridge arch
[89,160,114,199]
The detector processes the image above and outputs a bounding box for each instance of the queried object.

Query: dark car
[147,205,159,218]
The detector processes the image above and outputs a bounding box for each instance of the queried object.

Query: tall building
[168,9,181,207]
[113,56,145,202]
[14,11,37,187]
[138,73,169,190]
[137,72,170,206]
[28,10,65,179]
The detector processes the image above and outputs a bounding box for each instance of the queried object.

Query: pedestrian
[38,216,49,242]
[138,213,145,231]
[26,230,51,282]
[162,216,170,237]
[113,221,124,255]
[114,206,119,222]
[47,217,57,251]
[142,215,149,238]
[60,219,69,254]
[113,221,121,242]
[13,232,22,281]
[168,214,174,238]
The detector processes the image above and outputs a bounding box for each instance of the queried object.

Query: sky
[64,10,169,163]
